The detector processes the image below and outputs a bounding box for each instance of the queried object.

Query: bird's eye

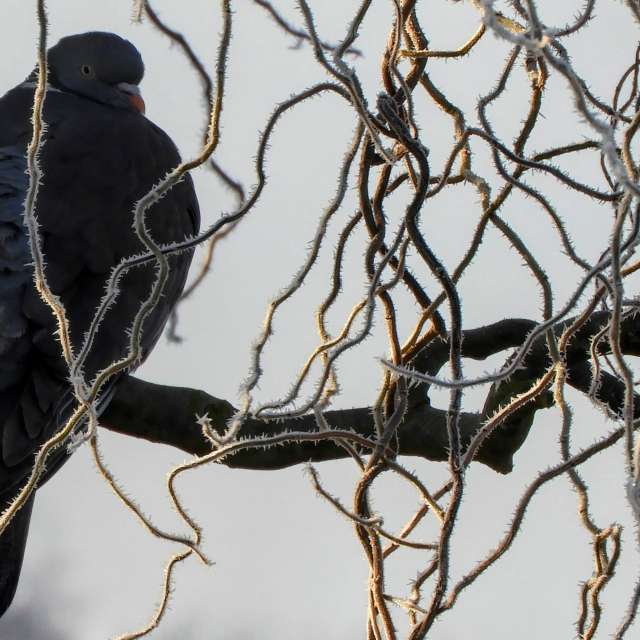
[80,64,94,77]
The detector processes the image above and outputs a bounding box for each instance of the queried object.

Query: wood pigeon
[0,32,200,616]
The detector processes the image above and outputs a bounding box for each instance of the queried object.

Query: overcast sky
[1,1,640,638]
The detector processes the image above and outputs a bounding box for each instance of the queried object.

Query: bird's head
[37,31,146,114]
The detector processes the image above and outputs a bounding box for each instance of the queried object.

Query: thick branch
[100,314,640,475]
[100,375,543,474]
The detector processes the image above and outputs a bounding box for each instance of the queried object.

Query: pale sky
[1,1,640,638]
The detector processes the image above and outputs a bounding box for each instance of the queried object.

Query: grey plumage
[0,32,200,615]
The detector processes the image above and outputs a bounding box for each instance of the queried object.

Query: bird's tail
[0,493,34,617]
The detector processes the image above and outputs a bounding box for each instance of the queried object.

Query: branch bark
[100,313,640,475]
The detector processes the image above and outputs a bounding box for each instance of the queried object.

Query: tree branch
[100,312,640,475]
[100,373,545,474]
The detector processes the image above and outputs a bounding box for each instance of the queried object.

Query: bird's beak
[116,82,146,114]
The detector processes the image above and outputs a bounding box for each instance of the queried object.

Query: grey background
[0,1,639,638]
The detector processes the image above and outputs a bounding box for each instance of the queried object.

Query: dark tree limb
[100,374,546,474]
[100,313,640,476]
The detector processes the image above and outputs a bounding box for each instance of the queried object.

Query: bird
[0,31,200,616]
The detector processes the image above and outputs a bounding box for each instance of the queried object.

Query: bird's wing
[0,144,66,487]
[0,141,118,491]
[0,145,58,618]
